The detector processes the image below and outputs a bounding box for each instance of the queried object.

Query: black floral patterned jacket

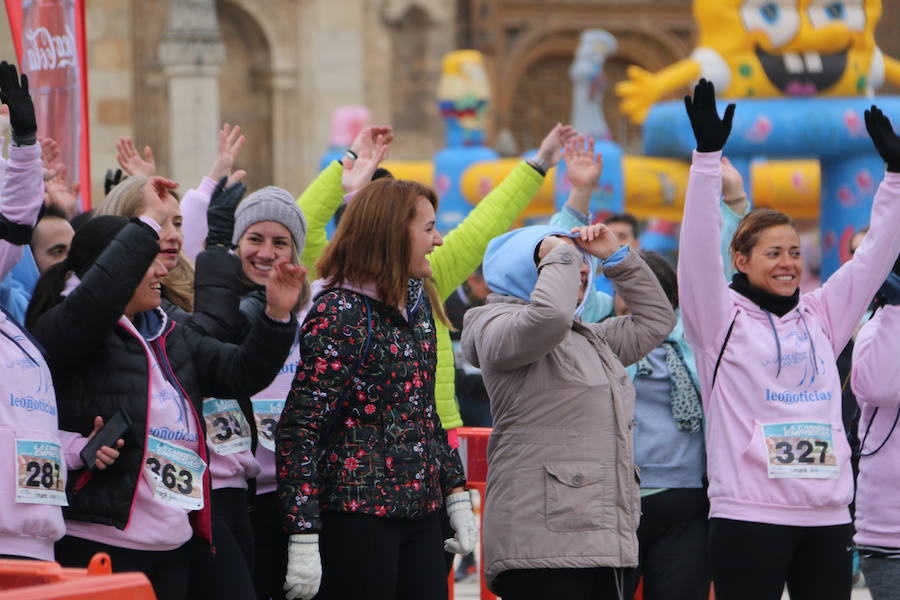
[276,285,466,533]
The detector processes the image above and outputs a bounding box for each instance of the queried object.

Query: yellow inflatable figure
[617,0,900,123]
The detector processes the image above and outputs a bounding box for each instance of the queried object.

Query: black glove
[206,176,246,248]
[104,168,124,195]
[865,105,900,174]
[684,79,735,153]
[0,61,36,146]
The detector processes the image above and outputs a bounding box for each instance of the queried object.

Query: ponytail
[26,261,70,330]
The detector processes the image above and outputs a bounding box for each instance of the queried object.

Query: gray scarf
[635,342,703,433]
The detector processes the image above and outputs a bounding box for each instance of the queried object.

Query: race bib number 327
[15,439,67,506]
[761,422,839,479]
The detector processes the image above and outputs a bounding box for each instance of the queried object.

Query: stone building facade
[3,0,900,201]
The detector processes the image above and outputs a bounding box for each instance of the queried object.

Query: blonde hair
[316,178,451,328]
[99,177,195,312]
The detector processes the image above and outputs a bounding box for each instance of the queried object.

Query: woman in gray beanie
[184,184,312,600]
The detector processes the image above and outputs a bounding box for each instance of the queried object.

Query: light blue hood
[483,225,592,317]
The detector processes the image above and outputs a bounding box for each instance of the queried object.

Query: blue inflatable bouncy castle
[644,98,900,276]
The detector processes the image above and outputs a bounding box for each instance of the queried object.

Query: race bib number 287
[15,439,67,506]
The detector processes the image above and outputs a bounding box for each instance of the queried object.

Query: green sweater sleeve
[297,161,344,281]
[429,161,544,299]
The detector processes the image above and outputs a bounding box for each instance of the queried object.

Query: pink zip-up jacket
[679,151,900,527]
[851,304,900,548]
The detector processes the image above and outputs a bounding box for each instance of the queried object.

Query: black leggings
[250,491,288,600]
[495,566,636,600]
[315,510,448,600]
[631,488,710,600]
[709,518,853,600]
[55,535,189,600]
[187,487,256,600]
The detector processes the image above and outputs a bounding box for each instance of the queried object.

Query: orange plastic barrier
[0,553,155,600]
[457,427,495,600]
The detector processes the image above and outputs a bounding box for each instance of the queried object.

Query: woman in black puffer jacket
[26,176,302,600]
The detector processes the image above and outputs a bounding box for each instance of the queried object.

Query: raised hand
[572,223,620,259]
[140,176,178,225]
[207,123,246,182]
[116,137,156,177]
[206,176,246,248]
[342,129,391,193]
[104,168,124,195]
[721,157,748,213]
[684,79,735,153]
[45,167,79,218]
[564,136,602,190]
[39,136,62,180]
[265,262,306,321]
[865,105,900,173]
[537,234,576,260]
[535,123,578,170]
[0,61,36,145]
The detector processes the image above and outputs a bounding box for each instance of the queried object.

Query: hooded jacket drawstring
[763,310,783,378]
[797,311,820,385]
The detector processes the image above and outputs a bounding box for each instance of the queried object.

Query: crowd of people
[1,53,900,600]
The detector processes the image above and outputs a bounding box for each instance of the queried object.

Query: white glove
[444,491,477,554]
[284,533,322,600]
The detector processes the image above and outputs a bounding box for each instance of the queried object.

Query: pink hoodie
[851,305,900,548]
[678,151,900,527]
[0,142,89,560]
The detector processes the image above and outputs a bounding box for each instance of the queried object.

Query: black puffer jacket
[30,222,296,542]
[161,245,245,341]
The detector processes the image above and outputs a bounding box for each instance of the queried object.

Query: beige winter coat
[461,245,675,592]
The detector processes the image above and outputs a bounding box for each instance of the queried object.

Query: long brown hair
[99,176,195,312]
[316,178,451,327]
[730,208,798,271]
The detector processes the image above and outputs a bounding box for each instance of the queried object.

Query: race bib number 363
[761,422,839,479]
[15,439,67,506]
[144,436,206,510]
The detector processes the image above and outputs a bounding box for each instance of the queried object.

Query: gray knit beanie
[232,186,307,252]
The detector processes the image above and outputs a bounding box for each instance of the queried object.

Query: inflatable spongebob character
[617,0,900,123]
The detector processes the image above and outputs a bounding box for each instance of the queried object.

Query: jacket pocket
[544,462,612,532]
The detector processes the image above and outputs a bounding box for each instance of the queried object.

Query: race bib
[203,398,252,456]
[252,399,285,453]
[761,422,839,479]
[15,439,67,506]
[144,436,206,510]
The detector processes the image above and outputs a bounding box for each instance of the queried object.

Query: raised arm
[429,124,572,299]
[593,250,676,366]
[803,106,900,354]
[465,241,582,371]
[0,62,42,280]
[677,80,737,354]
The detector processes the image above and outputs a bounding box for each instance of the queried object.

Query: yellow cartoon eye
[807,0,865,31]
[741,0,801,48]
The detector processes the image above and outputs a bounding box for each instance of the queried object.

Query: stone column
[158,0,225,188]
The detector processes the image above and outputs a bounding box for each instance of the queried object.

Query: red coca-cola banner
[5,0,91,210]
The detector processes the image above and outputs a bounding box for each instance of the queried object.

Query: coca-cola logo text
[24,25,76,72]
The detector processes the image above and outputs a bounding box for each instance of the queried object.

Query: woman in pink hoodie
[678,80,900,600]
[850,262,900,600]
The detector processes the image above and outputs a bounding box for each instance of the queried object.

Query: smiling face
[407,196,443,279]
[695,0,884,98]
[735,224,803,296]
[238,221,295,286]
[124,259,168,319]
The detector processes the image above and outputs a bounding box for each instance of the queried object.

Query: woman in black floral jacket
[276,178,475,600]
